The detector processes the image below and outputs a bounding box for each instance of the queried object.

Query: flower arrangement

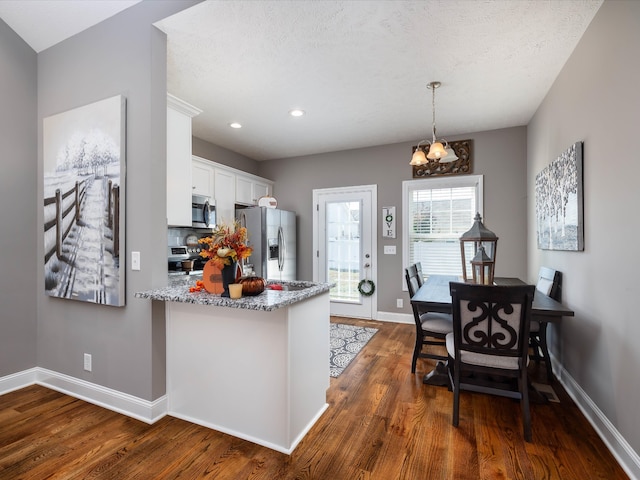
[198,221,252,270]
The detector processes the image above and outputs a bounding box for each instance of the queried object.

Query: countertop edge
[134,280,332,311]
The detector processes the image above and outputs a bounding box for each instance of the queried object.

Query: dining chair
[529,267,562,379]
[405,264,453,373]
[447,282,536,442]
[415,262,424,287]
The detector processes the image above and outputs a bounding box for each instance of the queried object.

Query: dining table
[410,275,575,386]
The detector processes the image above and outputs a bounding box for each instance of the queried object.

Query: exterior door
[313,185,376,319]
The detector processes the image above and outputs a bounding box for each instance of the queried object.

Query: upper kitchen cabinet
[192,157,214,198]
[167,94,202,226]
[191,156,274,224]
[236,175,272,206]
[214,167,236,223]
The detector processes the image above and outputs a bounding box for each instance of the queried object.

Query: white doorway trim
[313,185,377,319]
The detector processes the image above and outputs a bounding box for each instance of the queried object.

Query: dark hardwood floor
[0,317,628,479]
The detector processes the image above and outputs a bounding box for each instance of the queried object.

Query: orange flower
[198,221,253,270]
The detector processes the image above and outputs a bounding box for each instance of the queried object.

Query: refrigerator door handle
[238,211,247,272]
[278,226,285,271]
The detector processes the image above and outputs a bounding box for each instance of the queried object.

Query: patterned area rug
[330,323,378,377]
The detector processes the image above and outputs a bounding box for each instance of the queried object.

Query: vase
[202,260,223,294]
[220,261,238,297]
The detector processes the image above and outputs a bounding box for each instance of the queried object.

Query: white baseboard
[0,367,38,393]
[0,368,167,425]
[376,311,413,324]
[170,402,330,455]
[553,358,640,480]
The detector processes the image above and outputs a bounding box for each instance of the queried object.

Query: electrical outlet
[397,298,403,308]
[84,353,92,372]
[131,251,141,271]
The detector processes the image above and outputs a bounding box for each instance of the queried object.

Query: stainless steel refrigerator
[237,207,296,281]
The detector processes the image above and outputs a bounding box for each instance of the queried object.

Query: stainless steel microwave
[192,195,215,228]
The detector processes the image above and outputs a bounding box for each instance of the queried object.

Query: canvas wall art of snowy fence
[535,141,584,251]
[43,95,126,306]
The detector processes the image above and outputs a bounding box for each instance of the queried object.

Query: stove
[168,245,207,273]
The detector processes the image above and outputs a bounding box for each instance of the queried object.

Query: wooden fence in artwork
[44,179,88,263]
[43,177,121,264]
[106,179,120,259]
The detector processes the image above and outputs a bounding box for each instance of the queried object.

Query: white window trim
[401,174,484,291]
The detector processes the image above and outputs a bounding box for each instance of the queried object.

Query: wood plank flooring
[0,317,628,479]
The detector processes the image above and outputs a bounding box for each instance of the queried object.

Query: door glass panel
[326,200,361,303]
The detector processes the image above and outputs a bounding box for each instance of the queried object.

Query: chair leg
[452,360,460,427]
[538,323,553,380]
[411,333,421,373]
[519,371,532,442]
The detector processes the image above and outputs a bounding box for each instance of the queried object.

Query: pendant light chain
[431,83,437,143]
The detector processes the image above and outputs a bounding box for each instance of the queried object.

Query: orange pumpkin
[239,276,266,296]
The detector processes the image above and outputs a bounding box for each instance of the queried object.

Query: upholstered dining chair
[405,265,453,373]
[447,282,536,442]
[529,267,562,379]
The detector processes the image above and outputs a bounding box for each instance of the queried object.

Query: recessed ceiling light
[229,122,242,129]
[289,109,305,117]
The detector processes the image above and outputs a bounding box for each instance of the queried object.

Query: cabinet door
[214,168,236,224]
[166,107,193,226]
[253,181,271,203]
[192,160,214,198]
[235,176,253,205]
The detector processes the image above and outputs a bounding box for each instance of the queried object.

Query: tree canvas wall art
[43,95,126,306]
[535,142,584,251]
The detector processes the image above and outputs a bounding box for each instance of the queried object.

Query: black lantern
[459,213,498,283]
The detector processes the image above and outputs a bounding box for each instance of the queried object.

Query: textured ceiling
[157,0,603,161]
[0,0,603,162]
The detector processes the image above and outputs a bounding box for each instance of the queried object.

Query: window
[402,175,483,286]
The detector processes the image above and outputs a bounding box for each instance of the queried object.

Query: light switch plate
[383,245,396,255]
[131,251,141,270]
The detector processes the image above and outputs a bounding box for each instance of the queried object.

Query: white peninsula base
[165,291,330,454]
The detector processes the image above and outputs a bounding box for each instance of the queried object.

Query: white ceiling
[0,0,143,53]
[1,0,603,161]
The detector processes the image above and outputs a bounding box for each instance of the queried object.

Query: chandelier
[410,81,458,165]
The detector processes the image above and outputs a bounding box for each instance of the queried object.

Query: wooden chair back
[415,262,424,287]
[449,282,535,362]
[537,266,562,301]
[405,264,421,298]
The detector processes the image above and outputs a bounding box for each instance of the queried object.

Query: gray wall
[36,1,199,401]
[258,126,528,314]
[192,137,260,176]
[0,19,38,376]
[527,0,640,455]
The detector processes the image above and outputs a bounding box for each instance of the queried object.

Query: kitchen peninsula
[135,279,331,454]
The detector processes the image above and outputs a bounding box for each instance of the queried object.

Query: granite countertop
[134,276,332,312]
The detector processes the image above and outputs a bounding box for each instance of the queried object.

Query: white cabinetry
[167,94,201,226]
[191,155,274,225]
[235,176,272,205]
[235,176,253,205]
[191,157,214,198]
[252,180,271,202]
[214,168,236,224]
